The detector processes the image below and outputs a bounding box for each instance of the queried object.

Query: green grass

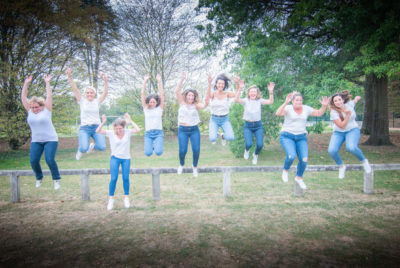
[1,133,400,267]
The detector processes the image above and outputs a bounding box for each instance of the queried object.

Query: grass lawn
[1,133,400,267]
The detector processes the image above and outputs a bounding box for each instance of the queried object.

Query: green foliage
[228,103,280,158]
[306,121,327,134]
[0,110,30,150]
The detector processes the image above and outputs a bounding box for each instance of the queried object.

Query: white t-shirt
[144,106,163,131]
[178,104,200,126]
[106,130,132,159]
[242,98,264,121]
[27,108,58,142]
[330,100,358,132]
[281,105,314,135]
[210,96,231,116]
[79,97,100,126]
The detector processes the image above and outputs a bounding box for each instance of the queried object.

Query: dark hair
[329,90,353,121]
[182,89,199,104]
[214,74,230,91]
[145,94,161,107]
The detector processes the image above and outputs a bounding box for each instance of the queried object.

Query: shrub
[306,121,327,134]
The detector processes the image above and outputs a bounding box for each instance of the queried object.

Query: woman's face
[85,89,95,101]
[148,98,157,109]
[216,79,225,92]
[186,92,195,104]
[248,88,258,100]
[333,95,344,108]
[114,125,125,136]
[31,102,44,114]
[292,96,303,108]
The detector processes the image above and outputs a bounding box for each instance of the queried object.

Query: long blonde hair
[246,85,262,99]
[29,96,45,107]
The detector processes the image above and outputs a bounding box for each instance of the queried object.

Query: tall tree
[197,0,400,145]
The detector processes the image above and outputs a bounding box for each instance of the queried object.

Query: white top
[106,130,132,159]
[144,106,163,131]
[210,96,230,116]
[27,108,58,142]
[281,105,314,135]
[178,104,200,126]
[79,97,100,126]
[330,100,358,132]
[242,98,264,121]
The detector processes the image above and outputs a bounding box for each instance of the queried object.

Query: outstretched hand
[24,75,33,85]
[285,93,293,104]
[101,114,107,124]
[124,113,132,122]
[268,82,275,93]
[320,96,329,106]
[234,75,240,84]
[207,72,213,84]
[66,67,71,76]
[239,80,245,90]
[44,74,52,83]
[181,72,186,80]
[101,73,108,82]
[144,74,150,81]
[156,74,162,81]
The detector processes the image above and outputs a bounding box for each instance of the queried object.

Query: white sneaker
[220,133,226,146]
[193,166,198,177]
[338,165,346,179]
[281,170,288,183]
[54,180,60,190]
[76,150,82,160]
[211,141,216,145]
[252,154,258,165]
[87,142,95,154]
[35,180,42,188]
[295,177,307,190]
[243,150,249,160]
[124,197,130,208]
[177,165,183,175]
[107,198,114,211]
[363,159,372,173]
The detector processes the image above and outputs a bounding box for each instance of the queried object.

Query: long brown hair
[329,90,353,121]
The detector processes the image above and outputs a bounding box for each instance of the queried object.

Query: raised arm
[206,72,213,100]
[235,79,245,104]
[275,93,293,116]
[156,74,165,110]
[124,113,140,133]
[141,74,150,109]
[43,74,53,111]
[262,82,275,105]
[353,95,361,104]
[66,67,81,102]
[175,72,186,105]
[21,76,32,111]
[310,96,329,117]
[98,73,108,103]
[96,114,107,135]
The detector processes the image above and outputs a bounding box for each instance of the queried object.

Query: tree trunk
[363,73,392,145]
[361,76,373,134]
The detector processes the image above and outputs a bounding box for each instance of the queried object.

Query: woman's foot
[192,166,198,177]
[252,154,258,165]
[107,198,114,211]
[281,170,288,183]
[243,150,249,160]
[338,165,346,179]
[362,159,372,173]
[124,196,130,208]
[295,177,307,190]
[177,165,183,175]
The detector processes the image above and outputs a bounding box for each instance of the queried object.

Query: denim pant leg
[43,141,61,180]
[30,142,45,180]
[144,131,154,156]
[178,127,189,166]
[345,128,365,162]
[243,123,254,151]
[78,126,91,153]
[328,131,345,165]
[279,132,297,171]
[153,131,164,156]
[190,126,201,167]
[221,117,234,141]
[92,125,106,151]
[121,158,131,195]
[209,117,219,142]
[254,124,264,155]
[109,156,120,196]
[295,135,308,177]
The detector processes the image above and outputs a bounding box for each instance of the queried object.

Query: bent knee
[301,157,308,163]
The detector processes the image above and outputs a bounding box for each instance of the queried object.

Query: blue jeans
[178,125,200,167]
[78,125,106,153]
[109,156,131,196]
[209,115,234,142]
[243,121,264,155]
[328,127,365,166]
[279,131,308,177]
[30,141,61,181]
[144,129,164,156]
